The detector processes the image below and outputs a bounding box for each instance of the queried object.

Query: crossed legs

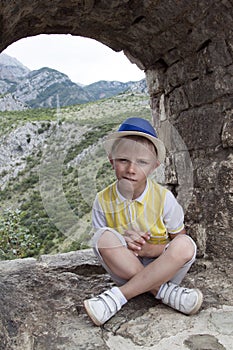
[84,229,202,325]
[94,228,197,300]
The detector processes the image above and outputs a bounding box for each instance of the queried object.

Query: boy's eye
[137,160,149,165]
[117,158,129,163]
[116,158,150,165]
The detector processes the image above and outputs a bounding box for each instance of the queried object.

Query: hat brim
[104,130,166,164]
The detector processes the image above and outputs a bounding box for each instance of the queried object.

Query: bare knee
[169,235,196,263]
[97,230,127,263]
[97,230,124,250]
[97,230,143,279]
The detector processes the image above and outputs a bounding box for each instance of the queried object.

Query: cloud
[3,34,145,85]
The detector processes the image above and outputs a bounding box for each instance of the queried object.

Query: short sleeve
[163,191,184,234]
[92,195,107,229]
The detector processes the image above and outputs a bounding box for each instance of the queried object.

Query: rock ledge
[0,249,232,349]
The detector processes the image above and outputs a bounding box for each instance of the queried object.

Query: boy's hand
[124,230,151,256]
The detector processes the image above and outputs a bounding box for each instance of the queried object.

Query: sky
[3,34,145,85]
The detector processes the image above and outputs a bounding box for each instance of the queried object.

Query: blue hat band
[118,123,158,138]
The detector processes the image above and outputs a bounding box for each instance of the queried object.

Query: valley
[0,92,151,259]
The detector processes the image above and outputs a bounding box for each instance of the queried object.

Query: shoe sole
[84,300,102,326]
[189,289,204,315]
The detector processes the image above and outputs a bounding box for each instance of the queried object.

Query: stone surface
[0,250,233,350]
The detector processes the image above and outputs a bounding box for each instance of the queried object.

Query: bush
[0,209,40,260]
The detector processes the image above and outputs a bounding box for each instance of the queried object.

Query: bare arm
[125,228,187,258]
[124,230,151,256]
[124,230,165,258]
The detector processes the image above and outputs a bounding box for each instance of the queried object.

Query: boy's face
[110,138,159,199]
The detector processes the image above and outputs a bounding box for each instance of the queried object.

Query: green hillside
[0,92,151,260]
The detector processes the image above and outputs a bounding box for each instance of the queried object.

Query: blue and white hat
[104,117,166,164]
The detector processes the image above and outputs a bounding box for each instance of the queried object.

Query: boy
[84,117,203,326]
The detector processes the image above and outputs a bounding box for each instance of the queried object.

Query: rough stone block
[166,86,189,119]
[222,113,233,148]
[174,105,223,150]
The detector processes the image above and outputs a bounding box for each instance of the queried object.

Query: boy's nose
[127,161,136,173]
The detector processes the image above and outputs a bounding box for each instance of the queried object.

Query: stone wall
[0,0,232,258]
[148,25,233,259]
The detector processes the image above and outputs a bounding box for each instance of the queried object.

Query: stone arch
[0,0,232,258]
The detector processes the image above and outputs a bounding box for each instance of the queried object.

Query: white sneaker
[84,290,122,326]
[157,282,203,315]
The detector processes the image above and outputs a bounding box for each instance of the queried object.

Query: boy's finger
[126,240,142,250]
[141,231,151,239]
[125,230,143,241]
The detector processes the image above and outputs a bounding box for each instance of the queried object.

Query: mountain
[0,53,147,110]
[0,53,30,82]
[83,79,147,100]
[8,67,92,108]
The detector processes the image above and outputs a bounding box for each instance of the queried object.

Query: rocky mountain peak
[0,53,30,81]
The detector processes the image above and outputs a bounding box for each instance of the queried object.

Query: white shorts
[92,227,197,286]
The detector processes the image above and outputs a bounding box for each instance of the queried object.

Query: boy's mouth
[123,177,137,182]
